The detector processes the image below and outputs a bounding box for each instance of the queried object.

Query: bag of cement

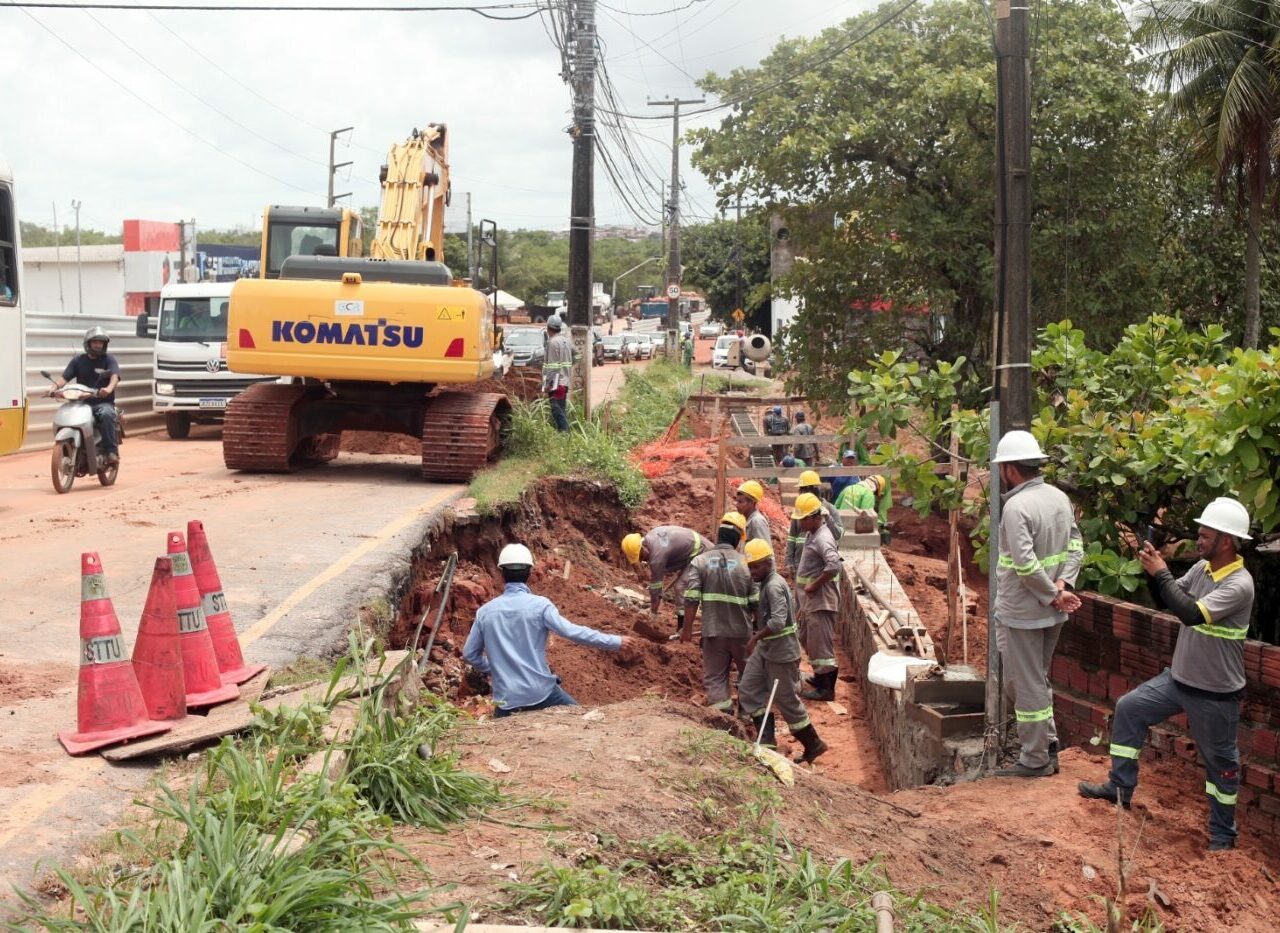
[867,650,934,689]
[851,508,878,534]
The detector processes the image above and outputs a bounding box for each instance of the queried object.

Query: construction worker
[683,512,754,713]
[542,315,573,432]
[622,526,709,630]
[740,538,829,763]
[1080,497,1254,851]
[734,480,772,546]
[990,430,1084,778]
[792,492,843,701]
[764,405,790,462]
[463,543,635,716]
[786,471,842,572]
[826,447,864,503]
[835,475,892,542]
[792,411,817,464]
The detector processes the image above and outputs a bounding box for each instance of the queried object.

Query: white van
[137,283,276,438]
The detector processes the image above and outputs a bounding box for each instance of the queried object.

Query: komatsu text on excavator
[223,124,509,481]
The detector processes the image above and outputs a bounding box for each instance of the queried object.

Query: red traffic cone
[186,520,266,685]
[167,531,240,708]
[131,557,187,721]
[58,553,170,756]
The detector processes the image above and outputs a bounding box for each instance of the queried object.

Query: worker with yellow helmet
[740,538,829,763]
[785,470,843,572]
[734,480,773,547]
[792,492,844,701]
[621,525,709,630]
[835,474,892,543]
[682,511,756,712]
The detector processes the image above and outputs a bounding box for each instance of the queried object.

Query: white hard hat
[497,542,535,567]
[1194,497,1252,540]
[991,430,1046,463]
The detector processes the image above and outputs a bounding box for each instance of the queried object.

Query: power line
[6,1,547,16]
[598,0,710,16]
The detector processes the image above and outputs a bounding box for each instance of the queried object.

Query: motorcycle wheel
[51,440,76,494]
[97,455,119,487]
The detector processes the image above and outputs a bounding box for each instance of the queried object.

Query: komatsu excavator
[222,123,509,481]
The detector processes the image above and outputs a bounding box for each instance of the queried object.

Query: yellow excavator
[223,123,508,480]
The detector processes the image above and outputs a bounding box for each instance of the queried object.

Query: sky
[0,0,875,236]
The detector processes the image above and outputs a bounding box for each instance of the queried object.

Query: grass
[469,361,695,514]
[700,370,775,396]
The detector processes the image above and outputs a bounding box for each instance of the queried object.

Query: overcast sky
[1,0,873,235]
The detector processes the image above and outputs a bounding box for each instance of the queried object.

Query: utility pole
[328,127,353,208]
[465,192,476,282]
[732,199,744,316]
[566,0,596,415]
[659,180,667,254]
[71,200,83,314]
[52,201,65,313]
[648,96,704,358]
[985,0,1032,772]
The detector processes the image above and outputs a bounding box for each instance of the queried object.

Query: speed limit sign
[666,283,680,299]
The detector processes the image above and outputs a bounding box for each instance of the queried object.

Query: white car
[712,334,738,369]
[634,334,655,359]
[699,321,724,339]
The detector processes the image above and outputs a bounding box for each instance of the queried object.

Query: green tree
[1139,0,1280,349]
[690,0,1172,404]
[197,228,260,247]
[19,221,120,247]
[680,216,771,325]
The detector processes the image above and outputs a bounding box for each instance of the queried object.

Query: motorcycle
[41,371,122,493]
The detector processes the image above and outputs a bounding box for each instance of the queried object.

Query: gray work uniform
[738,570,810,734]
[786,500,842,569]
[994,476,1083,769]
[795,523,842,674]
[541,333,574,392]
[1108,559,1253,844]
[744,508,771,547]
[684,543,754,711]
[643,526,707,609]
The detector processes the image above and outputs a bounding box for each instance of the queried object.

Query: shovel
[751,678,795,786]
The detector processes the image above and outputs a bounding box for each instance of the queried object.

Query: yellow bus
[0,155,27,454]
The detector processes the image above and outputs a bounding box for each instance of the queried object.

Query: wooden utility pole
[327,127,353,207]
[567,0,596,413]
[649,96,704,358]
[993,0,1031,430]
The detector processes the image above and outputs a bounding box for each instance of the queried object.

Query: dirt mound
[340,432,421,455]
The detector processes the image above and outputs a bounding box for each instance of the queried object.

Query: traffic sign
[732,308,745,322]
[666,283,681,299]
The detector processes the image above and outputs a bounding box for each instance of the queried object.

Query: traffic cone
[131,557,187,721]
[186,520,266,685]
[167,531,240,708]
[58,553,170,756]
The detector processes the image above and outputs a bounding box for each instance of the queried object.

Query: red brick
[1069,667,1090,693]
[1174,737,1198,762]
[1109,674,1129,701]
[1090,704,1111,728]
[1258,793,1280,818]
[1171,713,1189,731]
[1087,671,1108,699]
[1051,657,1071,686]
[1151,727,1174,752]
[1253,728,1279,762]
[1140,747,1157,763]
[1237,724,1254,757]
[1245,763,1274,789]
[1239,785,1258,808]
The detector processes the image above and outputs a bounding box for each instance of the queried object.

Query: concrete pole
[466,192,476,282]
[567,0,596,415]
[71,200,82,314]
[52,201,65,313]
[648,96,704,358]
[328,127,353,208]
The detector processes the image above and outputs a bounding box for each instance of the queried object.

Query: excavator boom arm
[370,124,450,263]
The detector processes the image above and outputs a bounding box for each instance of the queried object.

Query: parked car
[504,328,546,367]
[599,334,630,363]
[621,333,644,361]
[699,320,724,339]
[632,334,654,359]
[712,334,738,369]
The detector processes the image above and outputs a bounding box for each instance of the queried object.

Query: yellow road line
[241,486,459,647]
[0,489,459,854]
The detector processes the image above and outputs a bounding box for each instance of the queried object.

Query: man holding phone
[1079,497,1254,852]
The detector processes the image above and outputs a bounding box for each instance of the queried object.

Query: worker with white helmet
[990,430,1084,778]
[463,543,635,716]
[542,315,573,432]
[1080,497,1255,851]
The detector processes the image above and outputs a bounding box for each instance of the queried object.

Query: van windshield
[715,335,737,348]
[159,297,229,342]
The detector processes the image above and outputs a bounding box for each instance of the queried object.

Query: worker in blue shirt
[464,543,637,717]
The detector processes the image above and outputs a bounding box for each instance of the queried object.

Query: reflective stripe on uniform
[998,539,1082,575]
[709,699,733,711]
[691,538,704,558]
[763,624,797,640]
[684,589,702,601]
[998,555,1042,576]
[1109,743,1140,760]
[1196,620,1248,640]
[1015,705,1054,723]
[809,657,836,667]
[1206,782,1238,806]
[795,575,816,585]
[700,593,750,607]
[648,582,664,590]
[786,716,811,731]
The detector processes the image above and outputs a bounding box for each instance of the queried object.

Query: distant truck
[136,283,276,438]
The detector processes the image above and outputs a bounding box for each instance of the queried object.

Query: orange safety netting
[757,495,789,529]
[630,440,715,479]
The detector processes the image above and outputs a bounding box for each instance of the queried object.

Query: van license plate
[198,398,227,410]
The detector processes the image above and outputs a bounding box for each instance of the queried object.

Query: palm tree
[1138,0,1280,348]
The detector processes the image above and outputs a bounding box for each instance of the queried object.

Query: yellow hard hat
[744,538,774,564]
[621,533,643,565]
[798,470,821,489]
[864,475,885,494]
[720,511,747,535]
[736,480,765,502]
[792,492,822,520]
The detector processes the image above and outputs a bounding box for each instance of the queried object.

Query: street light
[611,256,661,325]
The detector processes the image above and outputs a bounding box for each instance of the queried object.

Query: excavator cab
[259,205,363,279]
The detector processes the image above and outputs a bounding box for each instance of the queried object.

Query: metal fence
[20,313,160,453]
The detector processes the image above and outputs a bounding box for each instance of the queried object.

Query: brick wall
[1053,592,1280,842]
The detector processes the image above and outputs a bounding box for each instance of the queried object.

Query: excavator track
[420,391,510,482]
[222,382,310,473]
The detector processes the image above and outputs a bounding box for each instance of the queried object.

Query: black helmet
[83,326,111,356]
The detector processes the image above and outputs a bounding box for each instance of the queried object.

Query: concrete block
[840,531,881,550]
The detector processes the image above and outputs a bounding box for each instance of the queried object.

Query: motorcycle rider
[48,326,121,465]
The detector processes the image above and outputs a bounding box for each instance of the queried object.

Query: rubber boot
[1049,740,1060,775]
[1077,780,1131,809]
[792,724,829,763]
[801,669,836,701]
[751,713,777,749]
